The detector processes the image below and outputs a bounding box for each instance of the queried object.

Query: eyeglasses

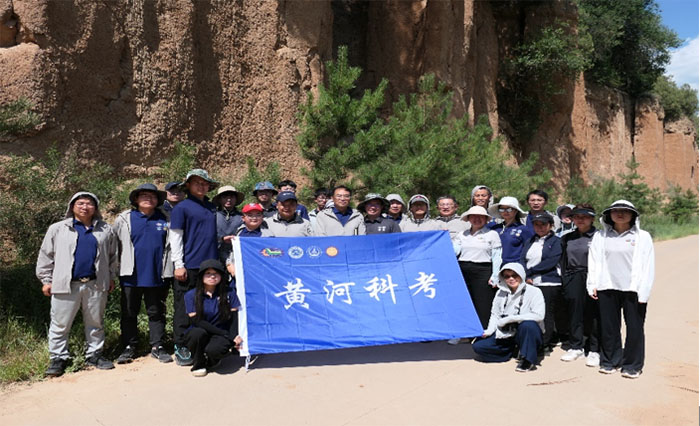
[334,194,351,199]
[498,208,514,213]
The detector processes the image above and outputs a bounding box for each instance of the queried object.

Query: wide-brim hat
[463,205,491,219]
[184,169,219,191]
[357,193,389,212]
[488,196,525,217]
[213,185,245,207]
[197,259,226,279]
[252,181,278,196]
[602,199,639,226]
[129,183,166,208]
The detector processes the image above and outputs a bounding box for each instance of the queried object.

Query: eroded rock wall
[0,0,696,195]
[0,0,332,180]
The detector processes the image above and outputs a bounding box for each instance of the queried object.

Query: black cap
[531,212,554,224]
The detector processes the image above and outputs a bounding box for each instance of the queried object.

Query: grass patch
[645,215,699,241]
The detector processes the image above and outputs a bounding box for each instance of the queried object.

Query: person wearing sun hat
[252,181,278,218]
[400,194,444,233]
[385,194,407,224]
[358,193,401,234]
[452,205,502,337]
[114,183,173,365]
[168,168,219,366]
[213,185,245,264]
[472,263,545,372]
[487,196,533,264]
[587,200,654,379]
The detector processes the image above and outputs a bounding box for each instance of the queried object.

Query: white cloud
[665,37,699,90]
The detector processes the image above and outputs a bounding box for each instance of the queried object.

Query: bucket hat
[129,183,166,208]
[252,181,278,196]
[213,185,245,207]
[487,196,526,217]
[357,193,389,212]
[184,169,219,191]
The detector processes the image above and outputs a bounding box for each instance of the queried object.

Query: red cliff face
[0,0,696,193]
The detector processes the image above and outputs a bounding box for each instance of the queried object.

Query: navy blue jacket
[519,231,562,284]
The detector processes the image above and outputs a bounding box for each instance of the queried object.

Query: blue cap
[276,191,297,202]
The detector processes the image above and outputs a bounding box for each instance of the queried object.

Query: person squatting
[37,170,655,378]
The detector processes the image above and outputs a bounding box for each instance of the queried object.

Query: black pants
[538,285,562,349]
[459,261,495,329]
[562,270,600,352]
[173,269,199,347]
[185,327,233,370]
[120,284,169,348]
[597,290,647,372]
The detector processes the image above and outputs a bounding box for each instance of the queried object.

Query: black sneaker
[45,358,68,377]
[515,359,536,372]
[116,346,136,364]
[85,352,115,370]
[151,346,173,363]
[174,345,193,366]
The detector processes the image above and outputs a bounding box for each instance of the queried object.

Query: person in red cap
[225,203,271,276]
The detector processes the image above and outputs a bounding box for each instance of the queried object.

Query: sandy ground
[1,235,697,426]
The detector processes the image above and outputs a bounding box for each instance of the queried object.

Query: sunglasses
[501,273,519,279]
[498,207,515,213]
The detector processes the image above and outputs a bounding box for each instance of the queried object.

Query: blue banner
[233,231,482,356]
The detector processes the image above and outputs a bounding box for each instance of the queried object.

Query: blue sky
[657,0,699,90]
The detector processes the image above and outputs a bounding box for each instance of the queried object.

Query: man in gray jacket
[265,191,314,237]
[314,185,366,236]
[36,192,118,377]
[113,183,173,365]
[435,195,468,239]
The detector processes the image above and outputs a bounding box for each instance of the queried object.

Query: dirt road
[1,235,697,425]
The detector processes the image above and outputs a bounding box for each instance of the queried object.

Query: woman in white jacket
[587,200,654,379]
[472,262,545,372]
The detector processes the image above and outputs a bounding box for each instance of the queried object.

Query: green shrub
[0,98,40,136]
[156,140,197,184]
[297,48,551,208]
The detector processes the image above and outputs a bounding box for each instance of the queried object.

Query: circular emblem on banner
[288,246,304,259]
[307,246,322,258]
[325,246,339,257]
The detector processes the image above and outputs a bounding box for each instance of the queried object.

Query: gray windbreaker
[36,192,118,294]
[265,213,314,237]
[113,209,174,279]
[400,215,444,233]
[483,263,545,339]
[314,208,366,236]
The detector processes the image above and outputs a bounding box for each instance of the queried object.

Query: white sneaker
[447,338,461,345]
[585,352,600,367]
[560,349,584,362]
[191,368,208,377]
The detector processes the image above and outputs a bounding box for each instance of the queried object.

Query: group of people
[36,168,655,379]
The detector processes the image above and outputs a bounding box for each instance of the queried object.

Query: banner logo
[288,246,304,259]
[260,248,283,258]
[325,246,339,257]
[307,246,322,258]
